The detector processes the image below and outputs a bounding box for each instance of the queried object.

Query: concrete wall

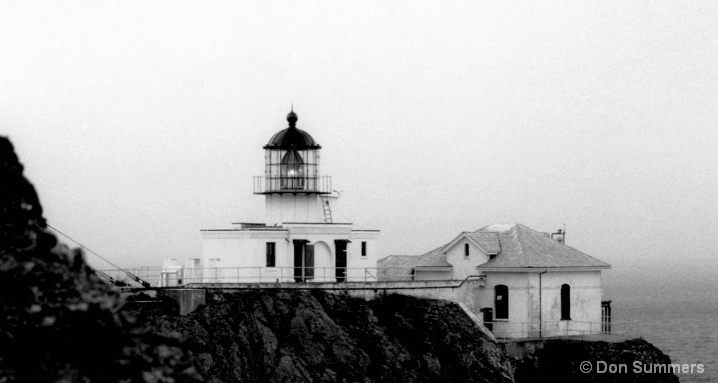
[444,237,490,280]
[482,273,532,338]
[265,194,324,225]
[536,271,603,337]
[166,273,604,340]
[414,270,452,281]
[481,271,603,338]
[165,280,485,316]
[199,225,379,284]
[342,279,488,318]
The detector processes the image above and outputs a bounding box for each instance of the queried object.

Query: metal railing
[98,267,164,287]
[488,319,640,339]
[253,175,332,194]
[98,266,419,287]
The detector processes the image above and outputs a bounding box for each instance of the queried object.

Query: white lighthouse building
[188,110,380,284]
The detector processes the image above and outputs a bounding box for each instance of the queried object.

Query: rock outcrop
[0,137,201,382]
[512,338,680,383]
[142,290,515,383]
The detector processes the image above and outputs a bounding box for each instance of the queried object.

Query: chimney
[551,228,565,244]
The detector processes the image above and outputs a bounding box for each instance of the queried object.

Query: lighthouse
[254,109,334,225]
[193,110,380,284]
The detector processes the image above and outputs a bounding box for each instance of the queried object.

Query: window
[464,243,470,257]
[266,242,276,267]
[280,150,305,189]
[361,241,367,256]
[495,285,509,319]
[561,284,571,320]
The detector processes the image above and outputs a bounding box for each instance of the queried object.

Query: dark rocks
[512,338,680,383]
[142,290,515,383]
[0,137,201,382]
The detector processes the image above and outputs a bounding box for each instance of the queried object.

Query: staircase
[320,195,333,223]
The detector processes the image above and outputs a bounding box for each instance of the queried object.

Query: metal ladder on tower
[320,195,333,223]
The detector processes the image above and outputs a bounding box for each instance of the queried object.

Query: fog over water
[2,2,716,293]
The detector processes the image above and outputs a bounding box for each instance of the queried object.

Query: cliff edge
[0,137,201,382]
[142,290,514,383]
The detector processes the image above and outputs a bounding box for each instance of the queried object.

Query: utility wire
[46,223,123,270]
[46,224,152,288]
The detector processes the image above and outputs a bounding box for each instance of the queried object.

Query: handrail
[99,266,429,287]
[455,275,486,288]
[487,319,631,338]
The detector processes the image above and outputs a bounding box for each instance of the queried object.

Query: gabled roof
[439,231,500,256]
[378,255,418,268]
[377,244,451,278]
[377,255,418,280]
[475,223,611,270]
[380,223,610,274]
[465,232,501,254]
[414,245,452,268]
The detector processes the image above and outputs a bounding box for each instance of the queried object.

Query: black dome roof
[264,110,321,150]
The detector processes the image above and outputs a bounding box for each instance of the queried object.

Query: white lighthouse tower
[255,109,334,225]
[192,110,380,284]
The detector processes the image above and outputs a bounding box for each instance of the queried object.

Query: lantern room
[254,110,332,195]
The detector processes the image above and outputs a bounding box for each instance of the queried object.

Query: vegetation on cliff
[142,290,514,383]
[0,137,201,382]
[512,338,680,383]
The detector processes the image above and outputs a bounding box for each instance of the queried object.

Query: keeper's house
[379,223,611,338]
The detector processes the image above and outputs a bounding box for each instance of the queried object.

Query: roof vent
[551,228,565,244]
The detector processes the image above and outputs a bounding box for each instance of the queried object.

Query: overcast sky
[2,1,716,295]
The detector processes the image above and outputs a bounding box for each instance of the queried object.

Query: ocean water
[605,281,718,383]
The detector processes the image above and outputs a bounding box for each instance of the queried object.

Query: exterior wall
[324,194,341,222]
[265,194,325,225]
[480,270,604,338]
[481,273,531,338]
[343,280,485,313]
[201,230,289,283]
[414,270,452,281]
[199,224,380,283]
[444,237,490,280]
[534,270,603,337]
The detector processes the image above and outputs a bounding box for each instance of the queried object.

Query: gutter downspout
[539,270,547,338]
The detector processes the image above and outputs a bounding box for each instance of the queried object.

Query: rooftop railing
[253,175,332,194]
[98,266,418,287]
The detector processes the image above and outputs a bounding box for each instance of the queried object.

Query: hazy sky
[2,1,716,292]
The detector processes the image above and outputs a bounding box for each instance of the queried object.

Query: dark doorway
[335,240,350,282]
[293,240,314,282]
[481,307,493,331]
[561,284,571,320]
[601,300,612,334]
[495,285,509,319]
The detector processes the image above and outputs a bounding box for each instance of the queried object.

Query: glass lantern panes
[264,149,319,192]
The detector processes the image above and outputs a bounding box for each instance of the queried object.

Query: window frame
[266,242,276,267]
[561,284,571,320]
[495,285,509,319]
[361,241,367,256]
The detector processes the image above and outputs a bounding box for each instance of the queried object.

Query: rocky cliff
[511,338,680,383]
[141,290,515,383]
[0,137,201,382]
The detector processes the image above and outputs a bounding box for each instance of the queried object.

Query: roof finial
[287,104,298,127]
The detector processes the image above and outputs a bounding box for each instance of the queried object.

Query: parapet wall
[169,278,486,316]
